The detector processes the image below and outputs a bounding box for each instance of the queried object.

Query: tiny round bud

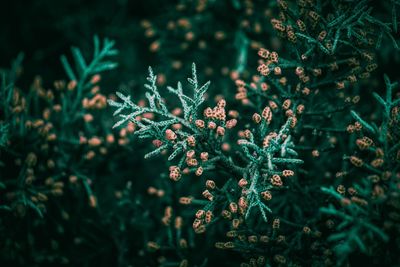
[216,126,225,136]
[195,167,203,176]
[274,67,282,75]
[258,48,270,59]
[226,119,237,129]
[261,191,272,201]
[272,218,280,229]
[202,190,214,201]
[238,178,248,188]
[169,166,181,181]
[196,210,206,219]
[206,180,216,190]
[282,99,291,110]
[221,210,232,220]
[217,99,226,108]
[187,135,196,146]
[303,226,311,234]
[208,121,217,129]
[179,197,192,205]
[204,107,213,118]
[195,120,205,128]
[229,202,238,213]
[282,170,294,177]
[350,156,363,167]
[271,174,283,186]
[88,137,102,147]
[296,104,305,114]
[337,184,346,194]
[252,113,261,123]
[200,152,209,161]
[186,150,195,158]
[165,129,177,141]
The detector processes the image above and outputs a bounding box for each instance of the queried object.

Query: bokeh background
[1,0,400,266]
[0,1,276,266]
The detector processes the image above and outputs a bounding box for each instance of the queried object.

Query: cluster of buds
[221,220,284,257]
[235,79,248,102]
[214,241,235,250]
[239,256,266,267]
[282,99,302,128]
[263,132,278,148]
[2,74,126,215]
[220,205,234,220]
[44,178,65,197]
[274,255,286,265]
[282,169,294,177]
[147,186,165,198]
[31,77,55,100]
[79,133,109,157]
[202,180,216,201]
[337,184,370,207]
[82,93,107,109]
[238,196,248,215]
[114,127,131,146]
[257,49,279,76]
[25,119,57,142]
[184,149,207,176]
[199,100,235,145]
[220,200,248,232]
[10,88,26,114]
[203,99,226,121]
[193,209,214,234]
[30,192,49,204]
[347,121,363,133]
[271,18,285,33]
[294,66,312,84]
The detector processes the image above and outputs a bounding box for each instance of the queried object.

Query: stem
[217,152,246,176]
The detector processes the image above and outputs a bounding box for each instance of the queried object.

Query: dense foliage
[1,0,400,266]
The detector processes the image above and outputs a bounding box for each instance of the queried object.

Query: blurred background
[0,1,277,266]
[1,0,399,266]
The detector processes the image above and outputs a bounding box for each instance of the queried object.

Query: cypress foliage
[1,0,400,266]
